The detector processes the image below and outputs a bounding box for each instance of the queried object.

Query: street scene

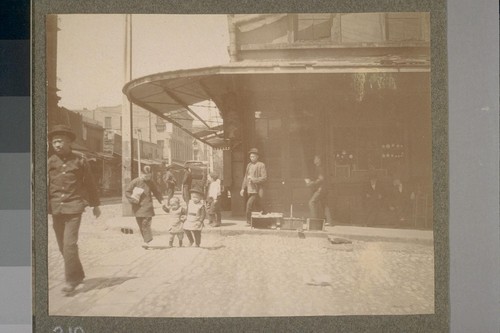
[45,13,435,318]
[48,199,434,317]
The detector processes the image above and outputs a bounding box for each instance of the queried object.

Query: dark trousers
[365,200,381,226]
[182,186,191,204]
[166,186,175,201]
[245,190,264,223]
[168,232,184,245]
[208,212,222,225]
[309,189,326,218]
[52,214,85,284]
[208,200,222,225]
[184,230,201,246]
[135,217,153,243]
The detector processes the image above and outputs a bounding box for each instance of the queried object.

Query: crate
[251,213,282,229]
[279,218,305,230]
[307,218,325,231]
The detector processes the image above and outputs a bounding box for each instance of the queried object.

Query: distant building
[73,105,195,167]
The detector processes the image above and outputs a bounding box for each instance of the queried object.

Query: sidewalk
[102,203,433,245]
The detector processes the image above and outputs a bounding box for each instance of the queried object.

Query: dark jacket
[164,170,176,189]
[182,170,192,188]
[48,151,100,215]
[307,164,326,195]
[241,161,267,194]
[125,176,163,217]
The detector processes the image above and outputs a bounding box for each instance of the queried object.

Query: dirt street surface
[48,204,434,317]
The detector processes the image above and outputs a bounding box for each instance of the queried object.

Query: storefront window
[330,124,405,180]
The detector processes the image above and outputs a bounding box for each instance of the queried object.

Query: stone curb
[104,217,432,244]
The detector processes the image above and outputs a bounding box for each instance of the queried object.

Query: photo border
[32,0,448,331]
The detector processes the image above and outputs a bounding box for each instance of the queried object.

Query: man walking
[163,165,176,202]
[240,148,267,226]
[182,163,192,204]
[48,124,101,295]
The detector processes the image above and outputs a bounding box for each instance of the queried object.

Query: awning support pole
[162,88,213,130]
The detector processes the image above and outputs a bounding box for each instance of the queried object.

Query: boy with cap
[48,124,101,294]
[240,148,267,226]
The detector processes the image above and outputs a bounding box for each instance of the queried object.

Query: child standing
[206,172,222,227]
[183,188,206,247]
[162,197,186,247]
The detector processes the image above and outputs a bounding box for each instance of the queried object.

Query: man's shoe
[61,280,82,294]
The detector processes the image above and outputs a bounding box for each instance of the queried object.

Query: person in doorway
[364,170,383,226]
[240,148,267,226]
[125,165,164,247]
[305,155,328,220]
[163,165,177,202]
[183,187,206,247]
[48,124,101,295]
[388,176,415,222]
[206,172,222,227]
[182,164,192,204]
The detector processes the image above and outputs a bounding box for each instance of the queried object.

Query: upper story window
[295,14,333,41]
[104,116,112,129]
[291,13,428,44]
[386,13,426,42]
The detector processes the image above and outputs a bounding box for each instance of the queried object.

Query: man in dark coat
[240,148,267,225]
[125,165,164,246]
[163,165,177,202]
[48,124,101,294]
[182,164,193,204]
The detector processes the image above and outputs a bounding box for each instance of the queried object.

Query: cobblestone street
[48,203,434,317]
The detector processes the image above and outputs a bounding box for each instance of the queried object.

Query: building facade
[123,13,433,229]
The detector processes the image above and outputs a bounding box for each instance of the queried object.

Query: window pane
[341,13,385,43]
[296,14,332,41]
[387,18,421,41]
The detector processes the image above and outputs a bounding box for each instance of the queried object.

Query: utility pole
[121,14,133,216]
[137,129,142,177]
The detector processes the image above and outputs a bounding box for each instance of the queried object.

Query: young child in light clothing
[206,172,222,227]
[162,197,186,247]
[183,189,206,247]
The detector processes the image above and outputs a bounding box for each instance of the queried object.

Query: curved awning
[122,56,430,147]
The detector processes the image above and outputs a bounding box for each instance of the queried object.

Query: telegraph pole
[121,14,134,216]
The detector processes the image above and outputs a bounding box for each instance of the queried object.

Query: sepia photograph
[45,13,435,318]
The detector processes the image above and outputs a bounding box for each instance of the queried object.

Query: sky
[56,14,230,110]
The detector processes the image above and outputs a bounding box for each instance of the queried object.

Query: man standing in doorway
[240,148,267,226]
[48,125,101,295]
[305,155,328,219]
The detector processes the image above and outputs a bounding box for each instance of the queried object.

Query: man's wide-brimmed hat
[48,124,76,141]
[248,148,259,155]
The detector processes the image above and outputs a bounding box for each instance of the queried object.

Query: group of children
[161,172,222,248]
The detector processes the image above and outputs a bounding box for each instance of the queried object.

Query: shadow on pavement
[202,245,226,251]
[67,276,137,296]
[220,222,237,227]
